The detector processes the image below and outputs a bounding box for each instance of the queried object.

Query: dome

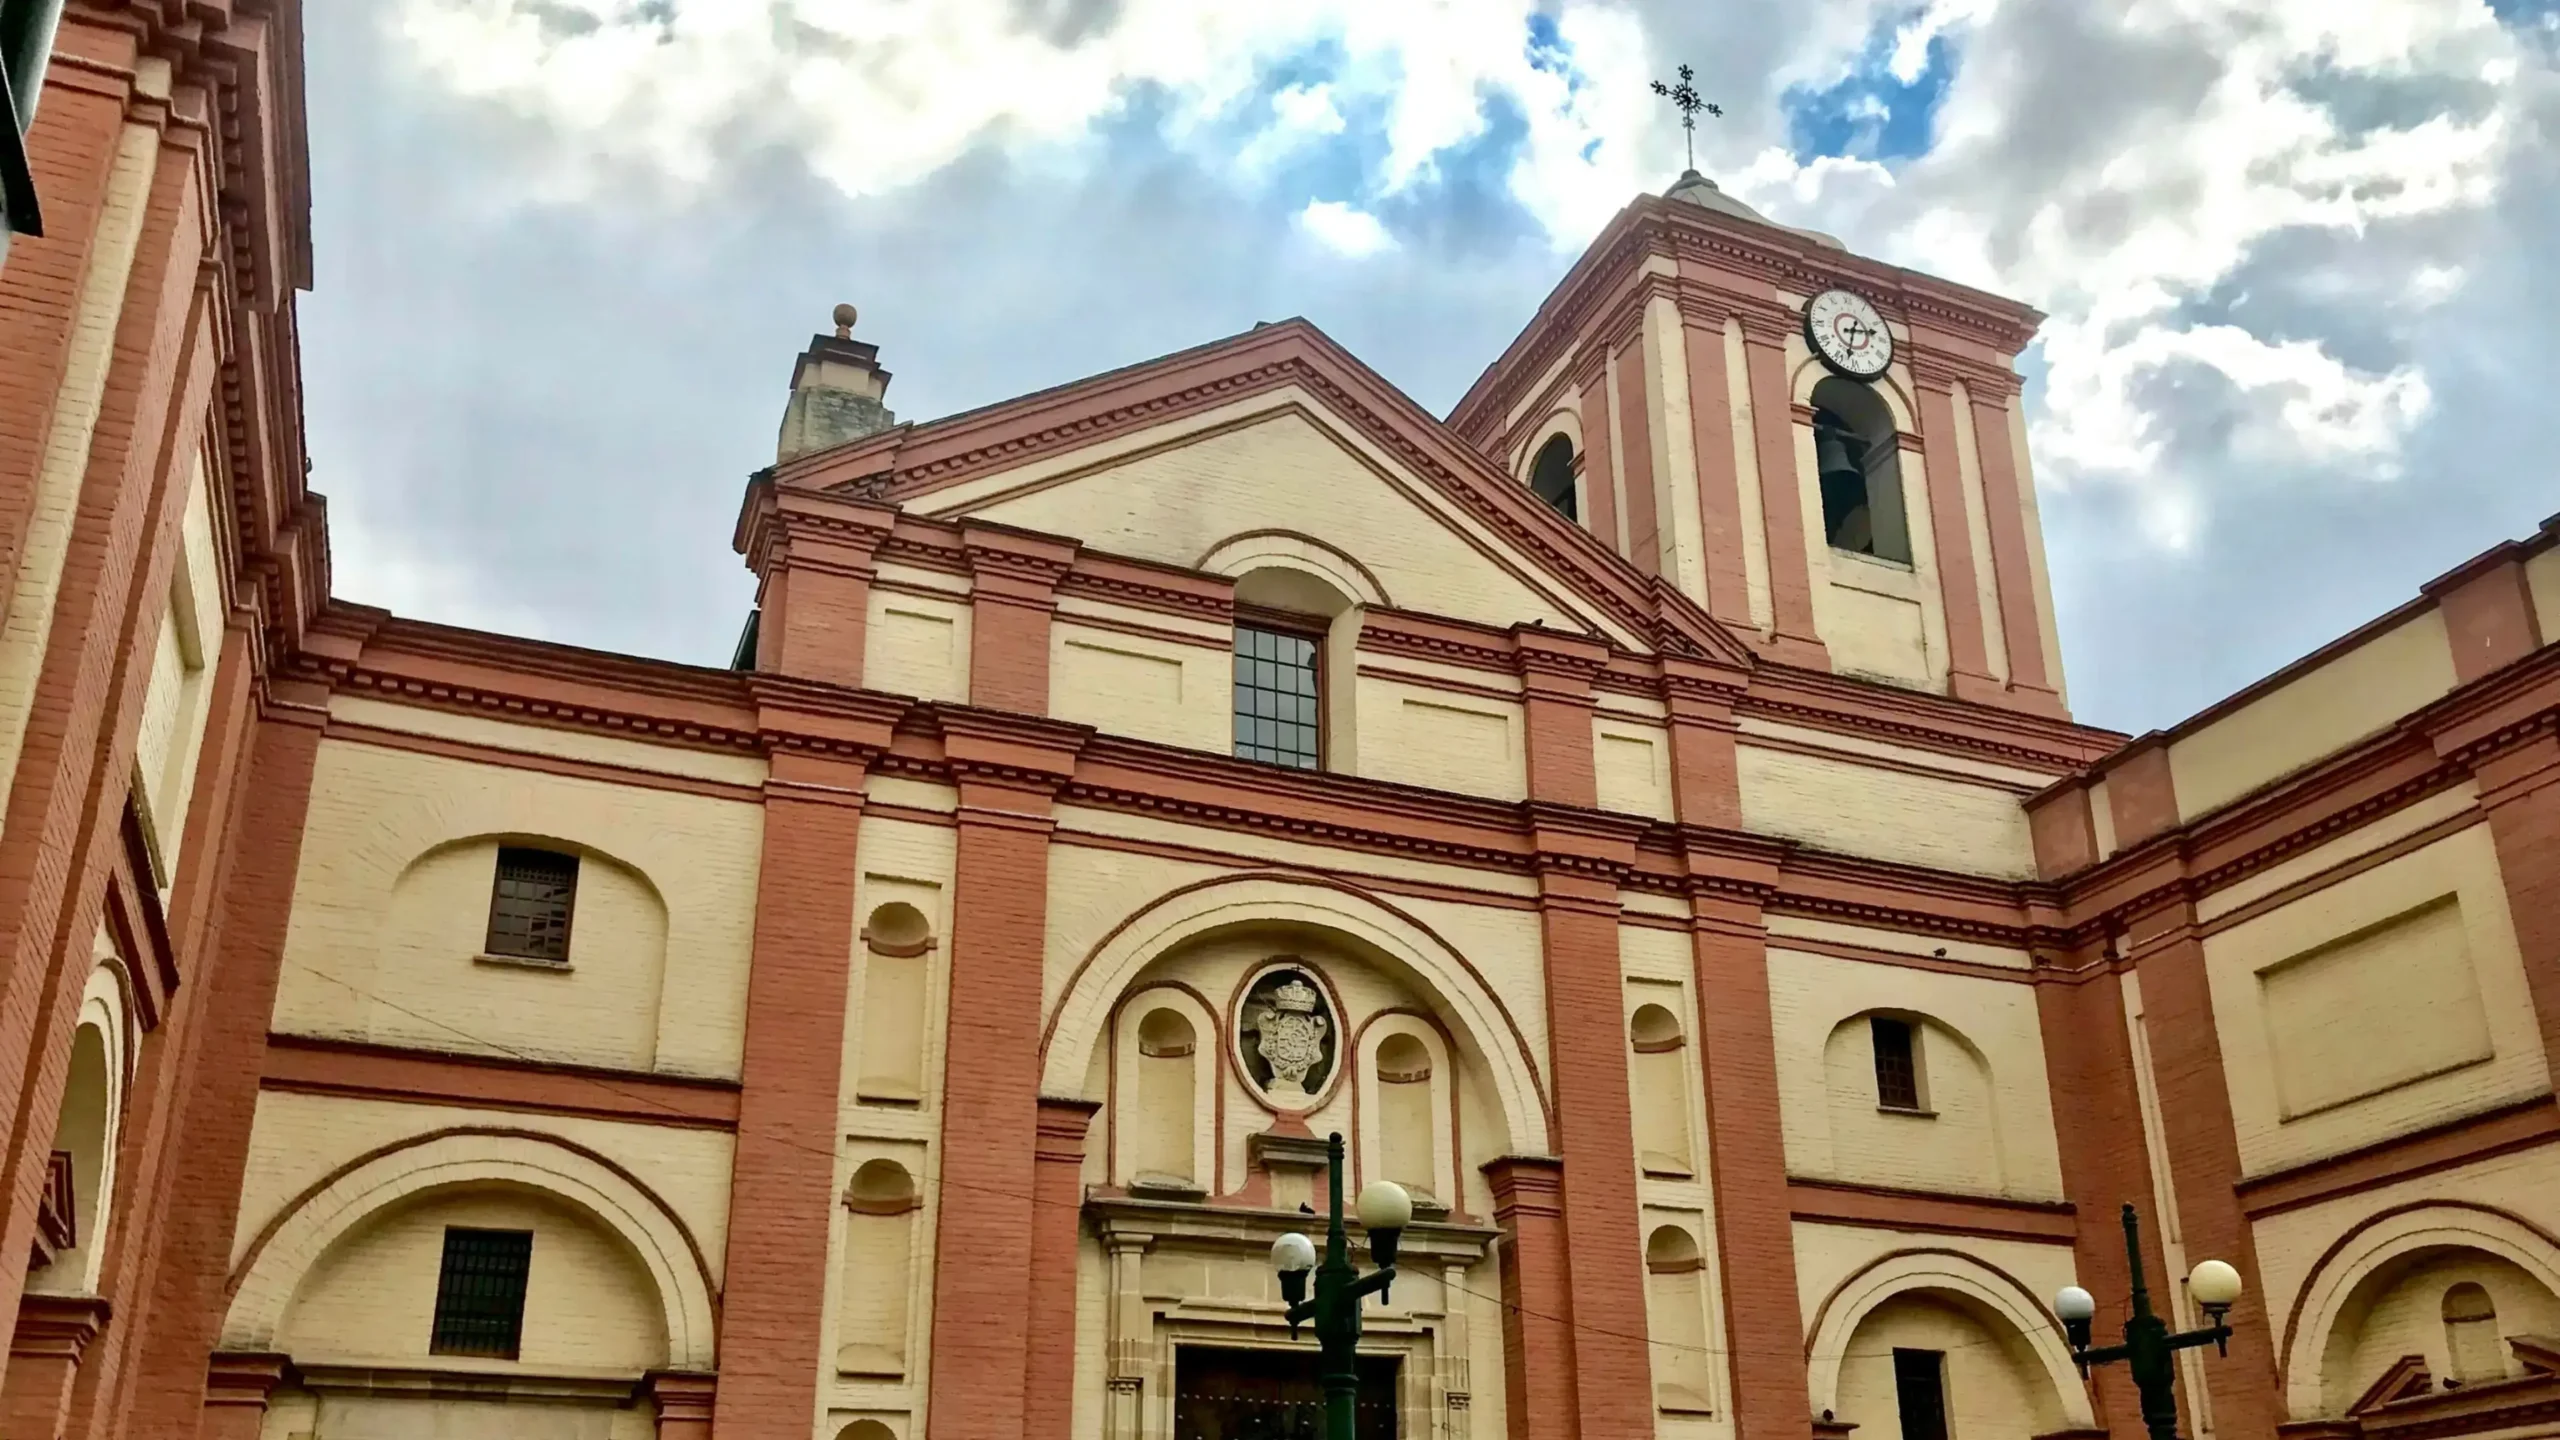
[1662,169,1843,249]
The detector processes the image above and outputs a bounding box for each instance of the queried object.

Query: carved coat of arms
[1244,972,1333,1103]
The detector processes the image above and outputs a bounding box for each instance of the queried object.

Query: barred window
[430,1227,533,1359]
[485,847,578,963]
[1233,625,1321,770]
[1872,1016,1921,1111]
[1892,1348,1949,1440]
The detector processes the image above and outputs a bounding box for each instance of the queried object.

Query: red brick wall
[1912,374,1998,699]
[926,771,1063,1440]
[962,526,1073,716]
[710,749,871,1436]
[1679,304,1752,628]
[1025,1097,1100,1440]
[1735,316,1826,668]
[1687,892,1811,1440]
[111,704,326,1438]
[1484,1155,1576,1439]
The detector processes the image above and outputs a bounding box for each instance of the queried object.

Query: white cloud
[1297,199,1396,255]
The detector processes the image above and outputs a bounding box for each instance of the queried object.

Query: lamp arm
[1343,1266,1398,1303]
[2075,1342,2133,1367]
[1286,1298,1319,1326]
[2164,1324,2232,1354]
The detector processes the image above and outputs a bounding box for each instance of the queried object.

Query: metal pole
[2117,1203,2182,1440]
[1320,1132,1358,1440]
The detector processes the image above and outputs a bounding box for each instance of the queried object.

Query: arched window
[855,901,935,1104]
[1528,433,1578,521]
[838,1159,920,1378]
[1810,377,1910,565]
[1645,1225,1715,1413]
[1870,1014,1927,1113]
[2443,1282,2504,1383]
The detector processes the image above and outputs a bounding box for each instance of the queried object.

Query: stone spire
[776,302,898,463]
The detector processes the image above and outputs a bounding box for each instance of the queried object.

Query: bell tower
[1447,168,2067,717]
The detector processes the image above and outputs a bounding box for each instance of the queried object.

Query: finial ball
[832,302,858,336]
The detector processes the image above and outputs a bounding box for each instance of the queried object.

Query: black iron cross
[1650,64,1723,172]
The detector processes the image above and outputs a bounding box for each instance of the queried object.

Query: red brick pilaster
[2035,962,2173,1436]
[1685,876,1811,1440]
[736,485,894,688]
[2424,546,2545,685]
[644,1370,718,1439]
[1661,661,1743,832]
[927,715,1080,1440]
[1575,349,1621,553]
[117,704,325,1438]
[2,1293,109,1440]
[1531,861,1653,1440]
[1965,385,2061,711]
[0,23,138,616]
[1514,626,1605,809]
[1735,311,1827,668]
[195,1352,290,1440]
[1911,370,1999,702]
[2126,904,2283,1439]
[1484,1156,1575,1437]
[1026,1096,1101,1440]
[2453,723,2560,1092]
[2027,781,2102,880]
[963,524,1076,715]
[1679,301,1752,626]
[712,692,896,1438]
[1614,341,1661,577]
[2104,740,2182,852]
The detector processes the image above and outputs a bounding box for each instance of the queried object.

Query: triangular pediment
[775,319,1755,666]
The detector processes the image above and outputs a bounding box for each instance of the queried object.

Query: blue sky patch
[1782,12,1955,165]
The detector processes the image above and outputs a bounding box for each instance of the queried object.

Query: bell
[1815,427,1863,492]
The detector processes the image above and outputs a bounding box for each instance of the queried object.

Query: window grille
[1233,625,1321,770]
[1872,1015,1921,1111]
[1892,1348,1949,1440]
[485,847,578,963]
[430,1227,533,1359]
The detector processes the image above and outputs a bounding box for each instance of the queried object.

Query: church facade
[2,6,2559,1440]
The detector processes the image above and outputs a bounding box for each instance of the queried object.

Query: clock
[1805,288,1893,380]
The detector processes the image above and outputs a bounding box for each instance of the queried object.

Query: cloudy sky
[302,0,2560,736]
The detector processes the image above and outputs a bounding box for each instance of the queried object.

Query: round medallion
[1234,961,1340,1113]
[1805,287,1893,380]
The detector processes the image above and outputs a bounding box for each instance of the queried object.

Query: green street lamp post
[2055,1203,2247,1440]
[1270,1133,1412,1440]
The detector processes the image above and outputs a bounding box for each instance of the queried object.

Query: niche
[1645,1224,1715,1413]
[837,1160,919,1378]
[1629,1002,1694,1178]
[1130,1008,1198,1188]
[1375,1032,1437,1204]
[855,902,935,1105]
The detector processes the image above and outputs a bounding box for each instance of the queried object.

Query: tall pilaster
[1734,308,1828,669]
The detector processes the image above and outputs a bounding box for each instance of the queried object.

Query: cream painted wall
[938,396,1627,645]
[2201,825,2548,1178]
[1354,675,1527,802]
[272,737,763,1079]
[2528,544,2560,644]
[0,96,164,828]
[1593,715,1677,821]
[2253,1147,2560,1417]
[2334,1251,2560,1396]
[231,1091,734,1285]
[1829,1292,2062,1440]
[278,1187,666,1371]
[2169,610,2457,822]
[1949,379,2007,687]
[1737,745,2039,880]
[2007,397,2069,704]
[864,586,971,704]
[1768,949,2064,1201]
[1049,619,1229,754]
[130,450,223,876]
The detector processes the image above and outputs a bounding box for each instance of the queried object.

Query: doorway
[1171,1346,1399,1439]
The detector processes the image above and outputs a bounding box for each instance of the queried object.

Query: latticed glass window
[485,847,578,963]
[1233,625,1321,770]
[1871,1015,1921,1111]
[430,1227,533,1358]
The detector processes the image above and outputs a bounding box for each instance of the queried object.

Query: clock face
[1805,288,1893,379]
